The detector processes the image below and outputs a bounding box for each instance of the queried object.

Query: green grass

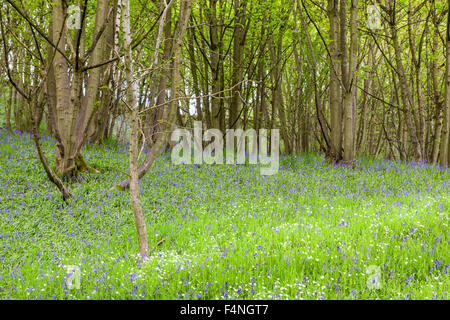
[0,129,448,300]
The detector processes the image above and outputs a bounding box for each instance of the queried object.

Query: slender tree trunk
[122,0,149,258]
[389,7,423,161]
[147,2,172,146]
[440,6,450,167]
[5,86,12,132]
[87,0,116,143]
[209,0,221,129]
[328,0,342,161]
[342,0,358,162]
[118,0,192,189]
[431,30,443,164]
[298,0,333,155]
[188,28,203,122]
[229,0,246,129]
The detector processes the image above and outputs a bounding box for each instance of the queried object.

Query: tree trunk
[389,7,423,161]
[328,0,342,161]
[431,29,443,164]
[122,0,149,258]
[5,86,12,132]
[229,0,246,129]
[209,0,221,129]
[342,0,358,162]
[117,0,192,189]
[440,7,450,167]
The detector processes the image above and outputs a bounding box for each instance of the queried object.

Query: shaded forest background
[0,0,449,172]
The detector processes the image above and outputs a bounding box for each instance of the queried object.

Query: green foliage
[0,129,448,300]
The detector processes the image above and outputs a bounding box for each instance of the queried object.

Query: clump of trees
[0,0,449,256]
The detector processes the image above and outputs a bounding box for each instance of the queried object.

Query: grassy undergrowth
[0,129,448,300]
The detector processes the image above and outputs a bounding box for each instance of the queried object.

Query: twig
[148,238,166,256]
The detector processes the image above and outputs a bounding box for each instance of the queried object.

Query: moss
[75,153,101,174]
[112,183,128,192]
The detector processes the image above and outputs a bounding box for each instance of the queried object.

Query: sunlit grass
[0,129,448,300]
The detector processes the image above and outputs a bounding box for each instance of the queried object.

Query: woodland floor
[0,129,448,300]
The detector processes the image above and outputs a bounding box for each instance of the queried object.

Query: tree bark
[342,0,358,162]
[209,0,221,129]
[229,0,246,129]
[440,6,450,167]
[388,6,423,161]
[328,0,342,161]
[117,0,192,189]
[122,0,149,257]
